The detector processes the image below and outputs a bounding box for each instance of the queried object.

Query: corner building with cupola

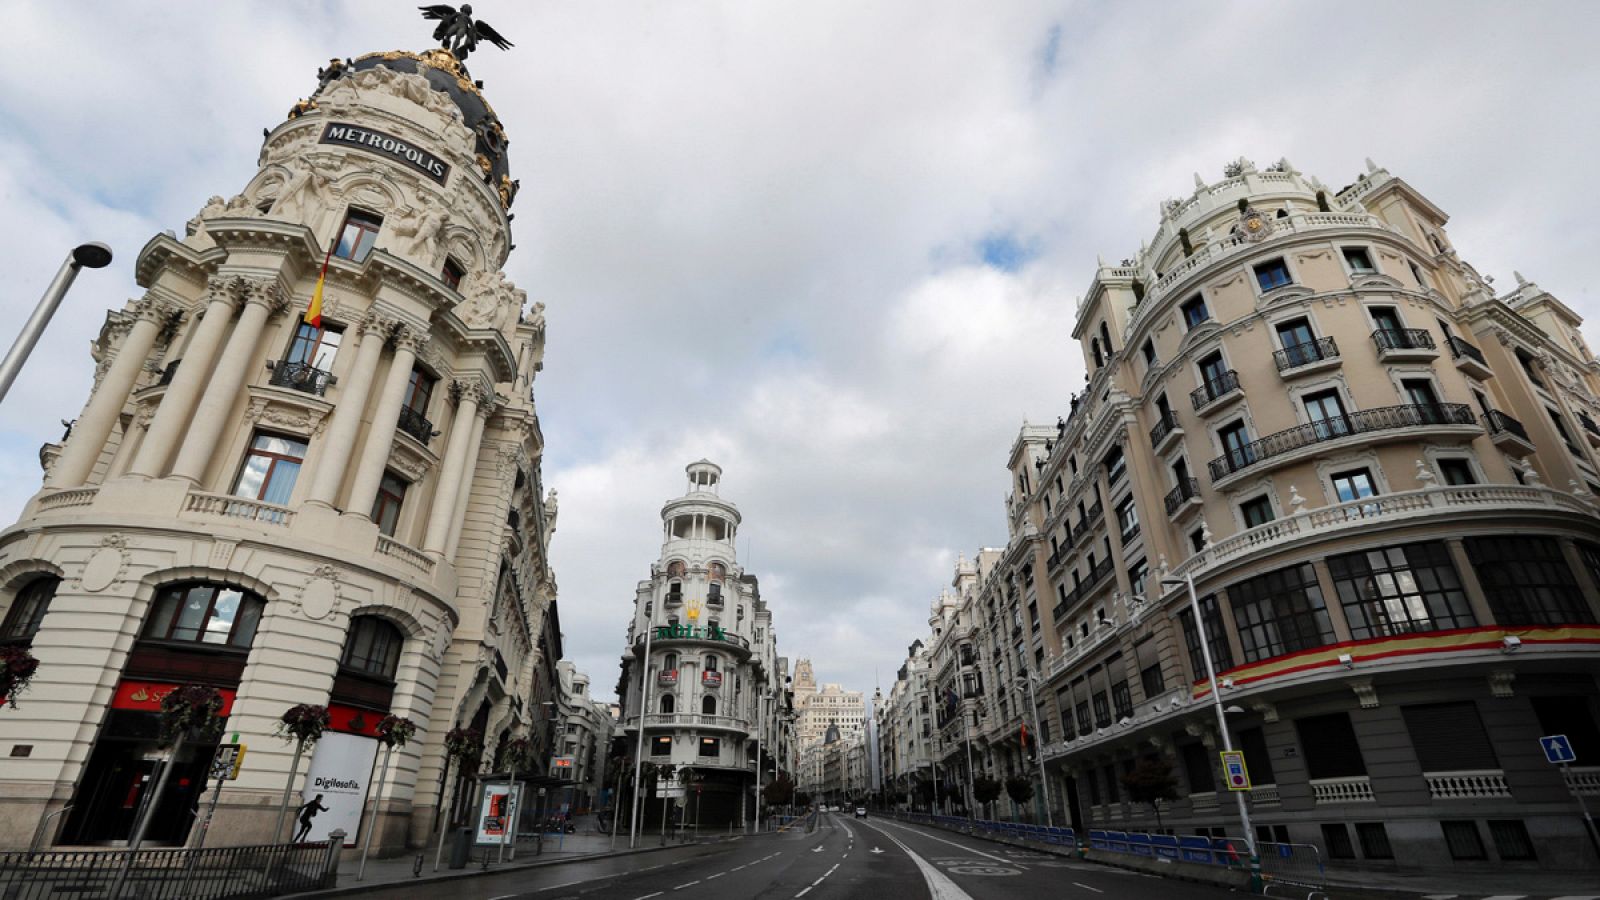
[0,44,564,854]
[617,462,793,830]
[969,158,1600,874]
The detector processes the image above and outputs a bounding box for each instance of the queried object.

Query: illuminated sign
[655,624,735,643]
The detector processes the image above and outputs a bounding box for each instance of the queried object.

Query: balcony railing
[1426,769,1510,800]
[1051,556,1116,621]
[1372,327,1435,353]
[1483,409,1531,442]
[642,712,750,732]
[1163,478,1200,515]
[1579,412,1600,440]
[1273,336,1339,372]
[1207,403,1474,481]
[269,360,334,396]
[158,359,181,385]
[396,405,434,445]
[183,490,293,526]
[1311,776,1374,803]
[1447,335,1488,368]
[1149,411,1180,448]
[1190,370,1240,411]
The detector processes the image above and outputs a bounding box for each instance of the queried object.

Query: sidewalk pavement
[290,815,749,898]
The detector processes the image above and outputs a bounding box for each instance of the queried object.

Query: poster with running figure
[300,732,378,847]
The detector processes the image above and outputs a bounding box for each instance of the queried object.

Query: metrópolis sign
[319,123,450,185]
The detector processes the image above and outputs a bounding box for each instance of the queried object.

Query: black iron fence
[268,360,334,396]
[396,405,434,445]
[1148,410,1179,447]
[1484,408,1531,442]
[1163,477,1200,515]
[1209,402,1474,481]
[1273,336,1338,371]
[1190,370,1240,410]
[0,841,336,900]
[1372,327,1435,352]
[1447,334,1488,367]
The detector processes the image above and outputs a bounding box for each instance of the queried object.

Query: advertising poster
[475,782,523,845]
[299,731,378,847]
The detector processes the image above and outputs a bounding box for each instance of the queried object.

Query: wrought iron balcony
[1273,337,1339,372]
[1163,477,1201,516]
[396,405,435,445]
[268,360,333,396]
[1372,327,1436,356]
[1483,409,1535,456]
[1207,402,1475,481]
[1149,411,1181,450]
[1190,370,1241,411]
[1447,335,1494,379]
[158,359,181,385]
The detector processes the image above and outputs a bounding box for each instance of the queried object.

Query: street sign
[211,744,247,781]
[1541,734,1577,764]
[1219,749,1250,791]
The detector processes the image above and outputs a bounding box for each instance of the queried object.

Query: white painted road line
[673,880,701,890]
[632,894,662,900]
[879,818,1021,866]
[856,819,975,900]
[1073,882,1104,893]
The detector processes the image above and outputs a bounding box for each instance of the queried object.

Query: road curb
[281,835,745,899]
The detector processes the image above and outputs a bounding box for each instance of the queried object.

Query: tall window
[142,582,265,649]
[402,369,435,417]
[1466,536,1593,625]
[1228,563,1335,662]
[1180,295,1210,329]
[1219,420,1253,472]
[1304,390,1351,440]
[340,616,404,680]
[1437,458,1477,486]
[1294,712,1367,779]
[1254,258,1292,291]
[1115,496,1139,540]
[1199,352,1229,391]
[1240,495,1275,528]
[1370,306,1404,336]
[1135,637,1164,698]
[334,209,383,262]
[441,257,465,290]
[1403,701,1497,772]
[1104,446,1126,486]
[702,695,717,715]
[233,433,308,506]
[1178,593,1234,674]
[1341,247,1375,274]
[1,575,60,645]
[660,694,675,714]
[285,322,343,370]
[1326,541,1476,639]
[1276,318,1317,366]
[371,472,408,537]
[1181,742,1215,793]
[1329,467,1377,505]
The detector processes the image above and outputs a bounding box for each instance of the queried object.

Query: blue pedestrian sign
[1541,734,1577,764]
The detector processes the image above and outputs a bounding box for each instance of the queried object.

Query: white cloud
[3,1,1598,700]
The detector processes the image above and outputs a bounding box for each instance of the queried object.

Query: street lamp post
[627,618,656,849]
[0,242,113,406]
[1162,572,1260,891]
[1015,674,1054,828]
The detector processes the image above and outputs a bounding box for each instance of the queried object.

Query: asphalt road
[364,812,1241,899]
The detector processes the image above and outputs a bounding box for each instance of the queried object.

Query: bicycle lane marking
[854,818,976,900]
[875,818,1025,868]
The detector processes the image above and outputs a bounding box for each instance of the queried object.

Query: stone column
[422,381,485,555]
[170,280,289,484]
[345,326,423,519]
[443,400,494,561]
[49,296,176,487]
[129,278,244,477]
[304,312,393,509]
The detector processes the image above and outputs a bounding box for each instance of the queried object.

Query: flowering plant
[276,704,331,744]
[158,684,224,747]
[502,736,535,773]
[444,727,485,771]
[0,646,39,709]
[376,714,417,749]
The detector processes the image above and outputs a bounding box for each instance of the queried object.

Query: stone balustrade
[182,490,293,526]
[1310,776,1374,804]
[1426,769,1511,800]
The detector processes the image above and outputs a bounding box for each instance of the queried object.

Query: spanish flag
[304,243,334,328]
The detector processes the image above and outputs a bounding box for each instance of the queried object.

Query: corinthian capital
[359,308,398,338]
[132,294,181,326]
[391,324,428,355]
[244,280,291,316]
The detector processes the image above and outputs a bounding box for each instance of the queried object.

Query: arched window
[663,652,678,671]
[702,695,717,715]
[704,655,719,672]
[340,616,405,680]
[660,694,675,714]
[141,582,264,649]
[2,575,60,645]
[666,581,683,605]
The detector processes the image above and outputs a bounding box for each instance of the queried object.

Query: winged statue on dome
[418,5,514,61]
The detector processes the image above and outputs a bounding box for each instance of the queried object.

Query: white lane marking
[633,894,662,900]
[730,864,746,871]
[855,819,976,900]
[489,895,517,900]
[673,880,701,890]
[1073,883,1104,893]
[878,818,1019,866]
[706,872,724,879]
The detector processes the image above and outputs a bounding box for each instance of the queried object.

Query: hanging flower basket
[276,703,331,745]
[159,684,225,747]
[444,727,485,771]
[0,646,39,709]
[376,715,417,749]
[502,736,535,774]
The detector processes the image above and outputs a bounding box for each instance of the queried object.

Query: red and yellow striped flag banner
[303,243,335,327]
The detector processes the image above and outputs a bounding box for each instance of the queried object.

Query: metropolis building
[617,462,793,829]
[879,158,1600,874]
[0,44,563,852]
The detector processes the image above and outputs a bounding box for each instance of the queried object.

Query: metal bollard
[323,830,347,889]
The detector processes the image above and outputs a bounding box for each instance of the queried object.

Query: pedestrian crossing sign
[1220,750,1250,791]
[1540,734,1577,764]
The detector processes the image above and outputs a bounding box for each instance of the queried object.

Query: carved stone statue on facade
[419,5,514,62]
[542,489,558,545]
[315,58,348,94]
[458,269,523,331]
[272,159,337,219]
[186,195,229,236]
[224,193,259,216]
[391,206,450,264]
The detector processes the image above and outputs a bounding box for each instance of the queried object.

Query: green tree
[1004,775,1034,805]
[1121,756,1180,831]
[972,775,1003,819]
[762,773,795,809]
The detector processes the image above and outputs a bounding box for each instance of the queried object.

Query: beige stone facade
[879,158,1600,872]
[0,48,561,854]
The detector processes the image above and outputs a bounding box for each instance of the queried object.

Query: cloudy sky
[2,2,1598,703]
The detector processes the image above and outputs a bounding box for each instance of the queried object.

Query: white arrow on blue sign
[1540,734,1577,764]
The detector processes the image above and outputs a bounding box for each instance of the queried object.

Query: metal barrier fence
[0,840,337,900]
[1256,841,1325,891]
[888,811,1080,847]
